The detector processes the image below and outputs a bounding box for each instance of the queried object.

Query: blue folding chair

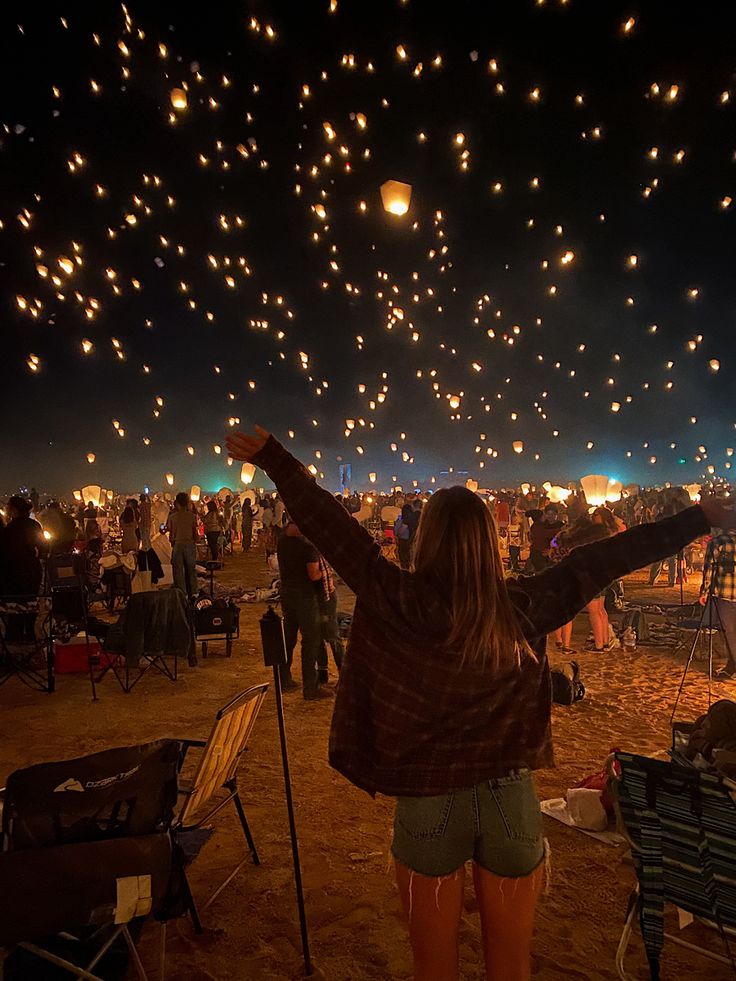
[609,751,736,980]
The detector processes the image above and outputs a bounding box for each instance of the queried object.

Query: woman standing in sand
[227,425,732,981]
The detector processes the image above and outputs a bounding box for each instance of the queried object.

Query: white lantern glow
[241,462,256,485]
[548,486,572,503]
[190,484,201,503]
[165,473,174,486]
[606,480,623,503]
[380,179,412,216]
[684,483,701,502]
[580,474,610,507]
[81,484,102,507]
[170,87,187,110]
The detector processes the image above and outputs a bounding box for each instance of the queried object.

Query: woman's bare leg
[394,860,465,981]
[473,862,543,981]
[558,621,573,649]
[586,598,606,647]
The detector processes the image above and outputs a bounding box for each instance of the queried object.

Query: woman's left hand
[225,426,271,462]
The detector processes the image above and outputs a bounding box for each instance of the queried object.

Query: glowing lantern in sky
[368,472,377,483]
[684,483,701,502]
[512,440,524,454]
[466,478,479,493]
[86,452,96,464]
[380,179,412,216]
[709,359,721,372]
[190,485,201,503]
[241,462,256,484]
[73,490,82,502]
[521,483,531,496]
[170,87,188,110]
[165,473,174,486]
[448,394,461,410]
[580,474,609,507]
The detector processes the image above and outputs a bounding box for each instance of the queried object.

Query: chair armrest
[178,738,206,769]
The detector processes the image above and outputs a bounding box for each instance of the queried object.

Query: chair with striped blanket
[609,751,736,980]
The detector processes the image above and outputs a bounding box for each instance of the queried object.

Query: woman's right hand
[226,426,270,462]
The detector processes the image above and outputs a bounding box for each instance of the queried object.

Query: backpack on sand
[619,608,650,643]
[551,660,585,706]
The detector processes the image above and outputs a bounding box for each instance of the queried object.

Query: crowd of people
[2,454,735,980]
[0,486,287,599]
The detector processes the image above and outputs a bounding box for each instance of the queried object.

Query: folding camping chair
[100,588,194,692]
[0,835,171,981]
[609,751,736,980]
[0,595,53,692]
[0,739,184,979]
[174,684,269,927]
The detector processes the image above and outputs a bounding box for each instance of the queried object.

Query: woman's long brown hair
[412,487,532,670]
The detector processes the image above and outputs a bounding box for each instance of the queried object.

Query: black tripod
[671,554,734,722]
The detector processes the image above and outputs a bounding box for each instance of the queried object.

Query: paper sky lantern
[107,490,114,501]
[241,462,256,484]
[165,473,174,486]
[606,480,623,503]
[190,484,201,503]
[521,483,531,496]
[548,485,572,503]
[466,478,479,493]
[170,87,187,110]
[684,483,701,502]
[580,474,610,507]
[73,490,82,502]
[86,452,96,464]
[368,472,377,483]
[380,179,412,216]
[512,440,524,454]
[709,359,720,372]
[82,484,101,507]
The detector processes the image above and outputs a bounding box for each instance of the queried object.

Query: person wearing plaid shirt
[316,554,344,683]
[700,530,736,678]
[227,425,734,981]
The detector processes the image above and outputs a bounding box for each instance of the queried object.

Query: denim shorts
[391,770,544,878]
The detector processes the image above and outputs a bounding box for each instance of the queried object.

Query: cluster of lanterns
[6,3,733,493]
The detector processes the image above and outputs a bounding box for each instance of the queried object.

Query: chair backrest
[47,551,86,590]
[0,834,171,947]
[612,752,736,962]
[178,684,268,826]
[2,739,181,849]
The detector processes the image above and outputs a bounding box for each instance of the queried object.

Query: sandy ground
[1,547,734,981]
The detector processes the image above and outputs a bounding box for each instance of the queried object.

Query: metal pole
[272,666,313,976]
[260,607,312,976]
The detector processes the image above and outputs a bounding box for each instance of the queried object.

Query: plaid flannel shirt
[254,437,711,797]
[701,532,736,602]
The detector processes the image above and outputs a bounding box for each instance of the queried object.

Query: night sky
[1,1,734,497]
